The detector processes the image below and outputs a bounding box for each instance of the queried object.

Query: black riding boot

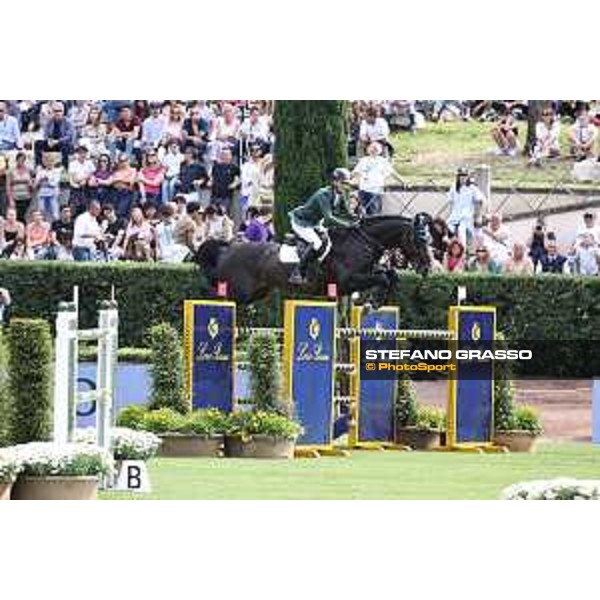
[289,247,317,285]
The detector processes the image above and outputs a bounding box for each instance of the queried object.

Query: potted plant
[138,407,227,457]
[224,411,303,459]
[493,405,543,452]
[11,442,113,500]
[0,450,20,500]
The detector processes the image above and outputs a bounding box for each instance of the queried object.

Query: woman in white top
[447,167,485,248]
[530,108,561,164]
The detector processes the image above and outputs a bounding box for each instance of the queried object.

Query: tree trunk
[273,101,348,236]
[525,100,550,156]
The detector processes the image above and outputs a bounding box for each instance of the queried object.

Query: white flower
[501,479,600,500]
[75,427,161,461]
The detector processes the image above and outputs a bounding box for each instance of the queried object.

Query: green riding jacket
[289,187,355,228]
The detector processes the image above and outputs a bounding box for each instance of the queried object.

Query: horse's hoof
[363,302,373,315]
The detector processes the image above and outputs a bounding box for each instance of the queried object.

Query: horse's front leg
[340,272,392,309]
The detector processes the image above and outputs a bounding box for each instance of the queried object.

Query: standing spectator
[210,148,240,214]
[34,153,62,223]
[447,167,485,248]
[529,107,561,166]
[25,209,51,258]
[573,233,599,275]
[111,154,138,218]
[138,150,165,205]
[239,144,264,216]
[72,200,103,261]
[178,147,209,204]
[528,219,547,271]
[89,154,114,206]
[352,141,393,215]
[443,239,466,273]
[568,109,597,161]
[575,212,600,246]
[7,152,34,222]
[491,112,519,157]
[0,207,25,257]
[80,106,108,157]
[359,107,391,156]
[108,106,141,160]
[68,146,96,213]
[0,101,22,151]
[239,106,271,153]
[160,140,184,203]
[142,102,167,150]
[35,101,75,168]
[504,242,534,274]
[539,240,568,274]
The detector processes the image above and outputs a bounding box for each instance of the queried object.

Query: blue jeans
[38,193,59,222]
[161,177,178,204]
[114,189,135,218]
[73,246,93,261]
[358,191,382,215]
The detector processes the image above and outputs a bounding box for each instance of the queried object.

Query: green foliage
[7,319,53,444]
[274,101,348,235]
[180,409,229,436]
[117,405,148,430]
[140,407,187,434]
[0,331,10,447]
[395,372,418,427]
[494,332,516,431]
[79,345,152,364]
[247,332,291,417]
[147,323,188,413]
[509,405,544,435]
[414,405,446,432]
[226,410,303,441]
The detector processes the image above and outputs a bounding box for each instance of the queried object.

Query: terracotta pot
[493,431,538,452]
[158,434,224,457]
[0,480,14,500]
[11,476,98,500]
[224,435,296,459]
[395,427,443,450]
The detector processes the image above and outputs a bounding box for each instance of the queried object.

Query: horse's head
[412,212,433,276]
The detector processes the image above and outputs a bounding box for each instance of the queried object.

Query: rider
[288,167,357,283]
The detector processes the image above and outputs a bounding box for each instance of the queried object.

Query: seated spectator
[68,146,96,214]
[480,213,511,264]
[529,107,561,166]
[141,102,167,150]
[80,106,108,157]
[34,153,62,223]
[160,140,184,203]
[35,101,75,168]
[241,207,270,243]
[133,100,149,123]
[239,106,271,153]
[163,101,186,143]
[469,245,502,273]
[203,204,234,242]
[182,105,210,157]
[0,207,25,257]
[539,240,568,274]
[528,219,547,270]
[443,239,466,273]
[210,148,240,214]
[89,154,114,206]
[573,233,599,275]
[111,154,138,218]
[50,204,74,249]
[123,205,155,261]
[359,107,392,156]
[569,109,597,161]
[352,141,393,216]
[575,212,600,247]
[108,106,141,160]
[504,242,534,274]
[431,217,450,264]
[491,112,519,157]
[72,200,103,261]
[25,209,51,259]
[68,101,92,136]
[0,153,8,216]
[213,103,240,153]
[174,200,203,252]
[0,100,22,151]
[98,203,126,260]
[7,151,33,222]
[138,150,165,205]
[155,203,189,262]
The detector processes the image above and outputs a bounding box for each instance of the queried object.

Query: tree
[524,100,550,157]
[274,101,348,235]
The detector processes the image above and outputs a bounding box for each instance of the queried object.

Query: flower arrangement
[13,442,113,478]
[75,427,162,461]
[0,449,21,482]
[501,478,600,500]
[226,410,304,441]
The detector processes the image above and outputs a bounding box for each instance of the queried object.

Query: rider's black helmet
[457,166,469,176]
[331,167,352,183]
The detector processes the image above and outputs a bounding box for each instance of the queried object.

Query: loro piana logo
[471,322,481,341]
[308,317,320,341]
[207,317,219,340]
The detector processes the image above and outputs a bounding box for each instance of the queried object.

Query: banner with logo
[184,300,236,412]
[283,301,336,448]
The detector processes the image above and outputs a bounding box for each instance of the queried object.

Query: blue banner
[286,302,336,447]
[185,301,235,412]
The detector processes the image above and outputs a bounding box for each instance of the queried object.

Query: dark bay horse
[191,214,434,307]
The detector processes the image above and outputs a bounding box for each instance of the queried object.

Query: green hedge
[2,261,600,376]
[0,331,10,446]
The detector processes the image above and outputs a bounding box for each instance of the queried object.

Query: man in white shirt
[352,142,393,215]
[142,102,167,149]
[68,146,96,212]
[574,212,600,247]
[240,107,270,148]
[73,201,103,261]
[0,101,22,151]
[359,108,391,155]
[569,110,597,161]
[240,144,264,216]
